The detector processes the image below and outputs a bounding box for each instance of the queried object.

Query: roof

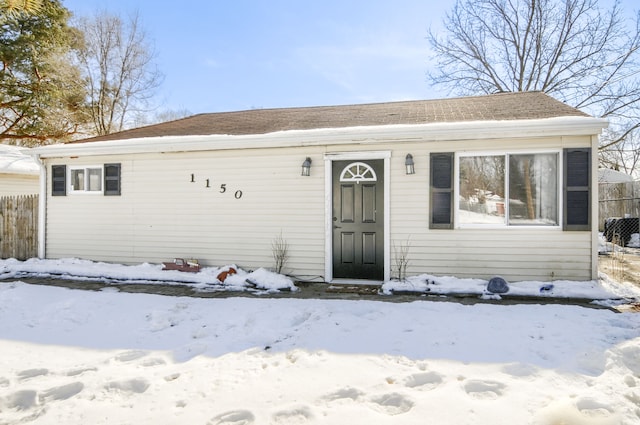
[71,91,590,143]
[598,168,634,183]
[0,144,39,175]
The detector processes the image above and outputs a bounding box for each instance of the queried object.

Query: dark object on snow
[604,217,639,247]
[540,284,554,293]
[487,276,509,294]
[162,258,200,273]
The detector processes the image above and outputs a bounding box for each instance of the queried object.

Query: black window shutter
[563,148,591,230]
[430,153,454,229]
[104,163,121,196]
[51,165,66,196]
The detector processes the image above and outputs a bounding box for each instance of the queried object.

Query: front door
[332,160,384,280]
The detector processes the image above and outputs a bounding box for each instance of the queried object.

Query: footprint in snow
[575,398,616,417]
[501,363,538,377]
[403,371,443,390]
[535,397,617,424]
[271,405,313,424]
[0,389,48,424]
[39,382,84,402]
[66,367,98,377]
[112,350,148,362]
[104,378,150,394]
[463,380,506,400]
[368,392,414,415]
[321,386,365,403]
[208,409,255,425]
[17,368,49,381]
[141,357,167,367]
[290,311,313,327]
[1,389,38,410]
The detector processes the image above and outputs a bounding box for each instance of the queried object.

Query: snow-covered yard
[1,258,640,424]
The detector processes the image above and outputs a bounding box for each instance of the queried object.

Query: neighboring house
[28,92,606,282]
[0,144,39,197]
[598,168,634,184]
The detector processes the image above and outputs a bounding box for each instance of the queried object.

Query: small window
[70,166,103,193]
[52,165,66,196]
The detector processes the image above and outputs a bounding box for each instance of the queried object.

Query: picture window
[457,152,559,227]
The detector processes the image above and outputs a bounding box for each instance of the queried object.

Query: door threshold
[330,279,384,285]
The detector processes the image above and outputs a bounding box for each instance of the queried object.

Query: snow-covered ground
[1,258,640,424]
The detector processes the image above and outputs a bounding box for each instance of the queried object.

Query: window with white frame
[70,166,103,193]
[457,152,559,226]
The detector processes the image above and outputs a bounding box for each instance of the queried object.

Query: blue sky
[62,0,451,114]
[62,1,636,116]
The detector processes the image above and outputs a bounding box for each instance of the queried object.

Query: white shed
[0,144,39,197]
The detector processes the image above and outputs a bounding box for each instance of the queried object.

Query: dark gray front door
[332,160,384,280]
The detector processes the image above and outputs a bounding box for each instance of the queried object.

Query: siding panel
[0,175,39,197]
[46,150,327,278]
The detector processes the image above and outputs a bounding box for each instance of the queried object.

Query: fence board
[0,195,38,260]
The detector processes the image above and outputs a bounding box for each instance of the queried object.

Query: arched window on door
[339,162,377,183]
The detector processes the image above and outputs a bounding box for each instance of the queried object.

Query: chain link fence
[599,181,640,248]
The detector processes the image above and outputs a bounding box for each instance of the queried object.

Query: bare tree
[600,130,640,174]
[132,108,193,128]
[428,0,640,175]
[74,10,163,136]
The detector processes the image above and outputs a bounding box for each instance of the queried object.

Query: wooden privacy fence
[0,195,38,260]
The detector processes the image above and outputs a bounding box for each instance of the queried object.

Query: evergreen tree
[0,0,87,146]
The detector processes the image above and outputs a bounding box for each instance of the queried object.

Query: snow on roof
[598,168,634,183]
[0,144,39,176]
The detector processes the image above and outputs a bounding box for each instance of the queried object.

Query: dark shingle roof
[72,92,589,143]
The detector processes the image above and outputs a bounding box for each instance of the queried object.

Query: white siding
[46,148,327,279]
[44,133,597,282]
[388,136,596,281]
[0,174,39,197]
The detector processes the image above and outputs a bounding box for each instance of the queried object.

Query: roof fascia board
[29,116,608,158]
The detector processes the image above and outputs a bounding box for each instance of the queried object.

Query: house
[28,92,607,282]
[0,144,39,197]
[598,168,634,184]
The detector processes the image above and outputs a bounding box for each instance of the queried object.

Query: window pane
[459,155,505,224]
[88,168,102,191]
[509,154,558,225]
[71,169,84,191]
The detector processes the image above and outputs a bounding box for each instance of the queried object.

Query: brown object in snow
[162,258,201,273]
[217,267,237,282]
